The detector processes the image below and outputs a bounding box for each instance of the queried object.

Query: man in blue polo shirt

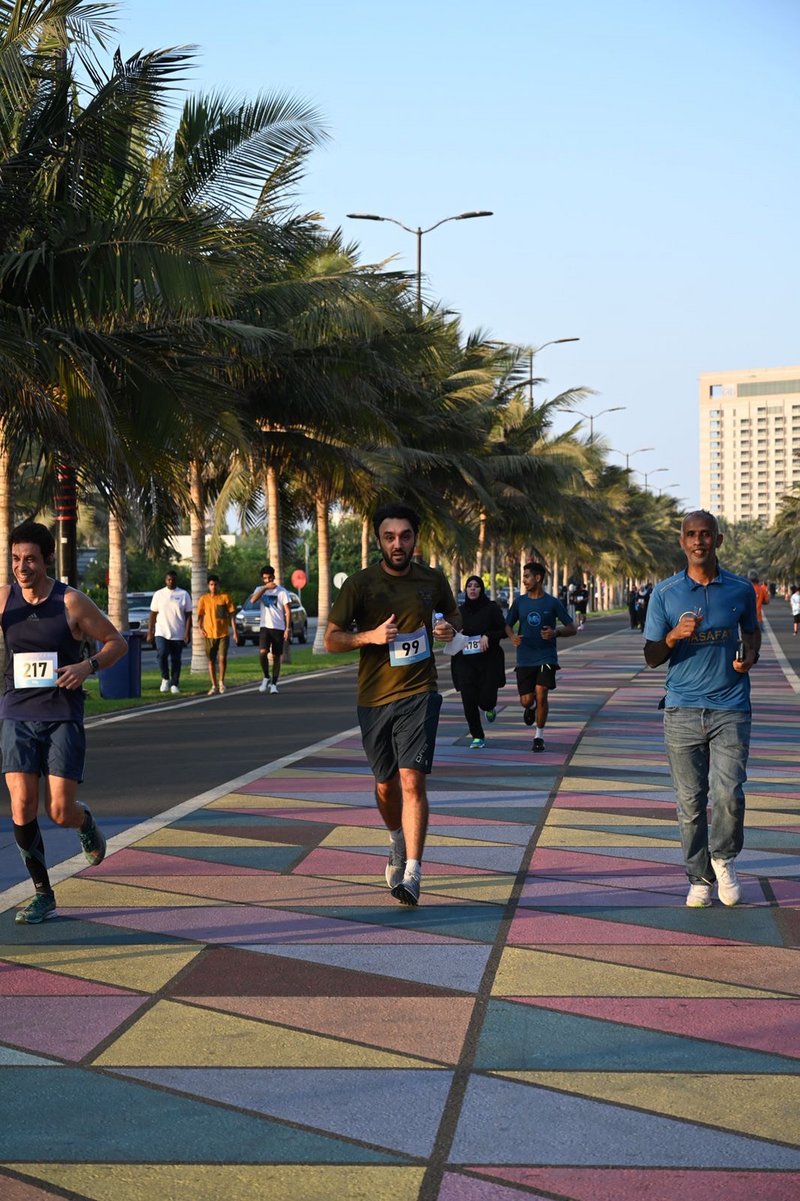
[505,561,576,753]
[644,510,759,908]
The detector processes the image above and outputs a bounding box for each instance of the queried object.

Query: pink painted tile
[471,1167,800,1201]
[439,1172,550,1200]
[771,878,800,905]
[85,849,263,878]
[517,997,800,1057]
[0,996,146,1061]
[0,963,133,997]
[519,877,686,907]
[507,910,735,946]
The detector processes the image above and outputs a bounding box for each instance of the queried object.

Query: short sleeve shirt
[197,592,234,639]
[506,592,573,667]
[328,562,460,707]
[644,567,757,710]
[259,586,290,631]
[150,587,192,640]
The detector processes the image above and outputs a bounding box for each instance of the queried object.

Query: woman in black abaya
[450,575,506,748]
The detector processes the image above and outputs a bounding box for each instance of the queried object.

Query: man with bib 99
[0,522,127,924]
[324,503,460,906]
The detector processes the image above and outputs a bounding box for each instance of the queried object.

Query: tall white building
[699,365,800,524]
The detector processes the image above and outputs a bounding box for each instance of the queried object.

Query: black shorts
[516,664,559,694]
[259,628,286,655]
[357,691,443,782]
[0,720,86,782]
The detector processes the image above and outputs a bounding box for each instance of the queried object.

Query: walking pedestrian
[1,521,127,923]
[644,510,759,908]
[196,574,236,694]
[450,575,506,748]
[505,561,576,753]
[747,569,770,627]
[249,566,291,694]
[790,584,800,636]
[147,569,192,694]
[324,502,460,906]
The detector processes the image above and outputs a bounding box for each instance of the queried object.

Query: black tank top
[1,580,85,721]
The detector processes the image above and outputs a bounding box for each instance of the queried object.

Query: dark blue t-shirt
[506,592,573,667]
[1,581,85,721]
[644,567,757,710]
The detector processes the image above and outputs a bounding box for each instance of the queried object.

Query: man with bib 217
[0,522,127,924]
[324,503,460,906]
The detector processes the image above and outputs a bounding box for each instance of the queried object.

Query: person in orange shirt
[196,575,236,694]
[747,570,770,627]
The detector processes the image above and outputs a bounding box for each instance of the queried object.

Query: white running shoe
[711,857,742,906]
[170,685,180,695]
[259,679,269,693]
[159,680,169,693]
[686,882,713,908]
[269,682,279,694]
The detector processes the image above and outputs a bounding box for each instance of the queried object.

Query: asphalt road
[79,611,633,823]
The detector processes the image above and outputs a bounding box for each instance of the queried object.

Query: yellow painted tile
[135,830,285,849]
[320,827,516,848]
[209,794,346,811]
[744,810,800,827]
[3,1166,425,1201]
[559,778,662,792]
[423,875,517,905]
[494,1072,800,1144]
[94,999,438,1068]
[536,827,671,847]
[491,947,780,998]
[54,879,213,908]
[0,944,201,993]
[546,809,675,828]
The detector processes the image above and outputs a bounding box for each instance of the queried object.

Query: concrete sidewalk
[0,628,798,1201]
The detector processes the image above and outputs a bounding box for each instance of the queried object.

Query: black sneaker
[523,706,536,727]
[532,737,545,753]
[391,872,420,907]
[78,814,107,866]
[16,892,56,924]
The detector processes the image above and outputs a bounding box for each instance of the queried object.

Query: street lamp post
[573,405,626,440]
[527,337,580,406]
[611,446,655,471]
[346,209,493,313]
[636,467,668,493]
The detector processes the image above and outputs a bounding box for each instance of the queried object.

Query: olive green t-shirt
[329,561,461,707]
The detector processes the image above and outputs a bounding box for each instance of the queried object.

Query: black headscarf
[460,575,492,634]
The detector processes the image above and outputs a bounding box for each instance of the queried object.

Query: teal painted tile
[560,905,787,947]
[0,1068,405,1163]
[139,844,305,872]
[296,904,505,944]
[474,1000,800,1073]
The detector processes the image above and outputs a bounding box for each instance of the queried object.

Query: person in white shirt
[790,584,800,636]
[147,570,192,694]
[249,565,291,694]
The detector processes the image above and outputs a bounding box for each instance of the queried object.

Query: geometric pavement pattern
[0,628,798,1201]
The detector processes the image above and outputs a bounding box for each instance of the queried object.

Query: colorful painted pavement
[0,628,798,1201]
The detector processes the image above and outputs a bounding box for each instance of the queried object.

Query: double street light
[573,405,625,440]
[346,209,493,313]
[611,445,654,471]
[636,466,669,493]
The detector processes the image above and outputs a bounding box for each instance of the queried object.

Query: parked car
[126,591,155,631]
[234,591,308,644]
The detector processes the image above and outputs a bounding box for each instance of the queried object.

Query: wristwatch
[88,656,100,674]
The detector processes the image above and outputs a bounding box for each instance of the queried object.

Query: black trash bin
[98,630,144,699]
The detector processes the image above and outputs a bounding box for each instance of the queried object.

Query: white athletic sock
[405,858,421,879]
[534,726,542,739]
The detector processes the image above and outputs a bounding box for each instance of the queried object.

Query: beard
[380,544,414,573]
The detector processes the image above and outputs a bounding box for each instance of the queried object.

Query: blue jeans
[155,637,184,687]
[663,707,750,883]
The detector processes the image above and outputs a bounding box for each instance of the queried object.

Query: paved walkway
[1,628,798,1201]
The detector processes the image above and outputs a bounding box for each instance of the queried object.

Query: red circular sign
[291,569,308,589]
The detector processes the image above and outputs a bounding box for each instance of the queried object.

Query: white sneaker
[269,683,279,694]
[711,857,741,906]
[159,680,169,693]
[686,882,713,908]
[170,685,180,695]
[259,679,269,693]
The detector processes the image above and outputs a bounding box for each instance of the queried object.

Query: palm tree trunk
[266,464,281,579]
[451,557,460,598]
[475,510,487,576]
[313,495,330,654]
[361,515,370,569]
[189,459,208,675]
[107,508,128,629]
[489,541,497,598]
[0,425,12,586]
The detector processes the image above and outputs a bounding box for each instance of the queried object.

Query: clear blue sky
[119,0,799,506]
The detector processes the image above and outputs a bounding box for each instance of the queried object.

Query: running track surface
[0,628,798,1201]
